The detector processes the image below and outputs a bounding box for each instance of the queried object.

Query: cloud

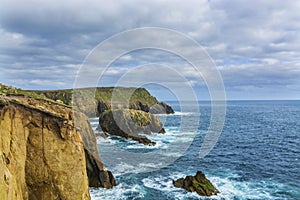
[0,0,299,99]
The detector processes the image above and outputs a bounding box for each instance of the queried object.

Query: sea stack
[98,109,166,145]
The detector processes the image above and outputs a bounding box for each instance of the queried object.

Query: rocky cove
[0,84,218,199]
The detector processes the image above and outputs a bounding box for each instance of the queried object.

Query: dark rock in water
[173,171,219,196]
[158,128,166,134]
[150,102,175,114]
[98,109,165,145]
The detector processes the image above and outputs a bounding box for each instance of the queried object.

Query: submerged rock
[98,109,165,145]
[173,171,219,196]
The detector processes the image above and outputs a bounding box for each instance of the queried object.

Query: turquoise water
[90,100,300,200]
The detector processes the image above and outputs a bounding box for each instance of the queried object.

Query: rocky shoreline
[1,84,218,199]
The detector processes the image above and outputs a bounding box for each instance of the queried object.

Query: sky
[0,0,299,100]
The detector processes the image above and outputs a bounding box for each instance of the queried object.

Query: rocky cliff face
[0,95,115,199]
[74,111,116,188]
[99,109,165,145]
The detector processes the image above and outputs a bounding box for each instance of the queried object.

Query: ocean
[89,100,300,200]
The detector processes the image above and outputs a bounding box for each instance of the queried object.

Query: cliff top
[31,86,159,106]
[0,83,69,108]
[0,84,79,121]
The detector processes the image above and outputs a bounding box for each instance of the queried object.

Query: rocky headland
[31,87,174,117]
[0,84,115,199]
[1,84,219,199]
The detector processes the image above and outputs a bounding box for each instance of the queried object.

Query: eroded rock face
[149,102,175,114]
[99,109,165,145]
[74,112,116,188]
[0,96,115,199]
[173,171,219,196]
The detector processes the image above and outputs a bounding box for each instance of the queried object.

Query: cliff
[31,87,174,117]
[0,85,115,199]
[99,109,165,145]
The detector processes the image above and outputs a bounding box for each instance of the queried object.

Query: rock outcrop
[99,109,165,145]
[173,171,219,196]
[0,94,115,199]
[149,102,174,114]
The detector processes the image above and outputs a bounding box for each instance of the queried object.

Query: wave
[156,111,198,116]
[90,183,146,200]
[141,171,295,200]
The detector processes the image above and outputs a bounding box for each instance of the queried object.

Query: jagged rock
[173,171,219,196]
[0,95,115,199]
[98,109,165,145]
[150,102,175,114]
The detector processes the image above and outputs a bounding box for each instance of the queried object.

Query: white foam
[141,171,280,200]
[142,174,205,200]
[209,175,275,200]
[155,111,198,116]
[90,183,146,200]
[113,162,136,175]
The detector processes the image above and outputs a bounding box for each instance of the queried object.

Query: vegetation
[0,83,68,107]
[32,87,159,106]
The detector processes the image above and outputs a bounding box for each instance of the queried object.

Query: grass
[0,83,69,107]
[30,87,159,106]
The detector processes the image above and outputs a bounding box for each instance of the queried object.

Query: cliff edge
[0,86,115,199]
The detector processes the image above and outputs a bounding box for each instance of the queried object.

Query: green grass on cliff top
[0,83,68,106]
[33,87,159,106]
[1,83,159,108]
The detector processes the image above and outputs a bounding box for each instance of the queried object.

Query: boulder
[173,171,219,196]
[98,109,165,145]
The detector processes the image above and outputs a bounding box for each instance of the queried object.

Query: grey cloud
[0,0,299,99]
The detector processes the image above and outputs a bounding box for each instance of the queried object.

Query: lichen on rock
[98,109,165,145]
[173,171,219,196]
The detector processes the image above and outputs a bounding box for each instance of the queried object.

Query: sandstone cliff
[0,92,115,199]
